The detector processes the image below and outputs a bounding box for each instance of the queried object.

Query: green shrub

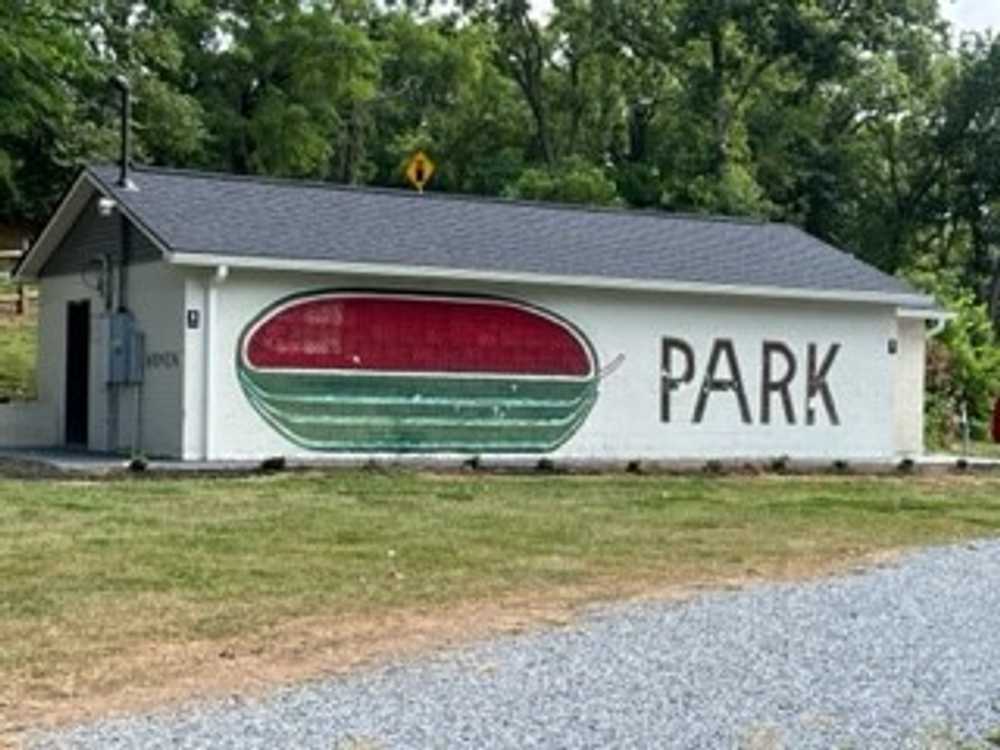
[504,158,620,206]
[906,267,1000,448]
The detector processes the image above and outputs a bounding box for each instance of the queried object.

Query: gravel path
[30,540,1000,749]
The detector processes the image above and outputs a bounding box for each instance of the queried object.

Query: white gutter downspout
[926,316,949,339]
[898,307,954,339]
[202,264,229,460]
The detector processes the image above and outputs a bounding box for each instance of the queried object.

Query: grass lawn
[2,471,1000,734]
[0,296,36,400]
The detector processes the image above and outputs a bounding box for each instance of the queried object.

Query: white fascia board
[14,171,172,281]
[166,250,935,308]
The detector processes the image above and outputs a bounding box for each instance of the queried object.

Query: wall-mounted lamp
[97,197,117,217]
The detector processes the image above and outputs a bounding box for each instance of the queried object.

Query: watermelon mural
[236,291,610,453]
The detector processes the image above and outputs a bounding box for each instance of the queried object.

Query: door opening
[65,300,90,445]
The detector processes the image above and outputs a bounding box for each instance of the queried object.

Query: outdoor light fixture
[97,197,117,217]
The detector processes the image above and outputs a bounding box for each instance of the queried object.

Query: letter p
[661,337,695,423]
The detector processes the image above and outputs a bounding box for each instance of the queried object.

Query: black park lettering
[661,338,841,426]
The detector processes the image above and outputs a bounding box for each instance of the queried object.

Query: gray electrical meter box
[105,311,145,385]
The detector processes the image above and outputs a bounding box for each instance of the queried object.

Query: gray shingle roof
[87,164,922,302]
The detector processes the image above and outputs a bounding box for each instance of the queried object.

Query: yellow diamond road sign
[406,151,435,193]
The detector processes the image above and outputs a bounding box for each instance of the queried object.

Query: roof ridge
[90,162,772,228]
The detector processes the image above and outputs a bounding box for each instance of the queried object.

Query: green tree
[191,0,380,178]
[504,157,619,204]
[0,0,210,222]
[908,263,1000,445]
[362,14,529,193]
[0,0,97,222]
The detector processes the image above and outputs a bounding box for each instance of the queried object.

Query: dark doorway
[65,300,90,445]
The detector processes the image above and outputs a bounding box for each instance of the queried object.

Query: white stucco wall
[183,269,903,462]
[115,262,186,458]
[893,318,926,456]
[22,263,185,456]
[0,401,58,447]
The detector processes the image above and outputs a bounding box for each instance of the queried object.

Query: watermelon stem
[599,353,626,381]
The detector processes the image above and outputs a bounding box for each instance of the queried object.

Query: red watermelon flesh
[244,295,593,377]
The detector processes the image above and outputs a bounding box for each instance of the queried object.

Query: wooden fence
[1,249,31,316]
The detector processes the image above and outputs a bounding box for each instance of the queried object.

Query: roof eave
[13,170,95,281]
[167,250,934,308]
[13,167,172,282]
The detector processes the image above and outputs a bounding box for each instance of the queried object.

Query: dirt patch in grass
[2,472,998,745]
[5,547,904,745]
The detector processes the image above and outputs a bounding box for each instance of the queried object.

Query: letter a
[693,339,752,424]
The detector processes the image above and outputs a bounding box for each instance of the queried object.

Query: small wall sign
[187,309,200,330]
[147,351,181,369]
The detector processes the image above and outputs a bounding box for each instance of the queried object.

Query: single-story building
[5,163,948,462]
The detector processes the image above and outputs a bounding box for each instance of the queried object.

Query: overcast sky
[940,0,1000,34]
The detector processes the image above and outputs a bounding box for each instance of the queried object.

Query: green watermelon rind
[237,369,599,453]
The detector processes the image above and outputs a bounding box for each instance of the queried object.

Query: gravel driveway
[31,540,1000,749]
